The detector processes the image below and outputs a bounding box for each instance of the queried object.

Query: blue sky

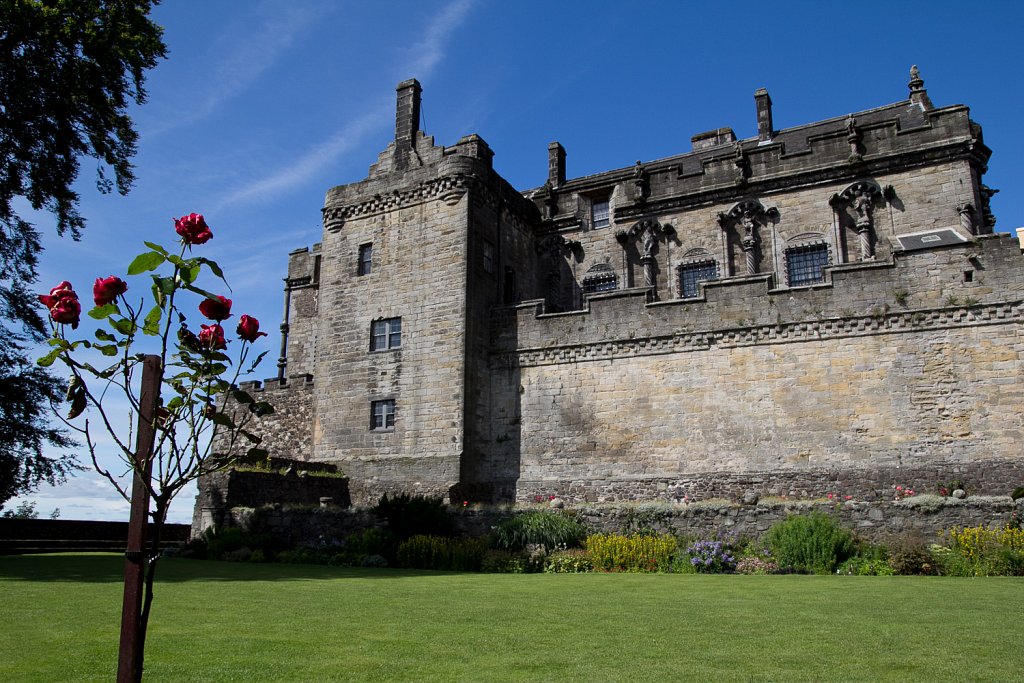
[12,0,1024,523]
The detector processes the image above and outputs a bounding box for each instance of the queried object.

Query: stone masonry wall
[476,236,1023,504]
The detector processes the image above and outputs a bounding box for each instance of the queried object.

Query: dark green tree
[0,0,167,508]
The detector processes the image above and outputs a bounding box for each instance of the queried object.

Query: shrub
[481,550,531,573]
[396,535,486,571]
[585,533,677,573]
[764,512,855,574]
[492,511,588,552]
[884,534,937,575]
[685,540,737,573]
[346,527,397,563]
[941,525,1024,576]
[203,526,279,562]
[544,548,593,573]
[372,493,453,540]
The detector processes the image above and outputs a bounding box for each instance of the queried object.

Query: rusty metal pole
[117,355,161,683]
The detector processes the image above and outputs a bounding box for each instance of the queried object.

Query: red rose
[198,323,226,350]
[174,213,213,245]
[37,280,74,309]
[93,276,127,306]
[236,314,267,342]
[50,294,82,328]
[199,295,232,321]
[38,281,81,328]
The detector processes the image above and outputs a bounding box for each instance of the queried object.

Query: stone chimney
[395,78,422,145]
[691,128,736,151]
[548,142,566,187]
[755,88,773,142]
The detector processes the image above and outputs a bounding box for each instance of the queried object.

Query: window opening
[371,399,395,430]
[785,243,830,287]
[592,199,610,229]
[582,263,618,294]
[371,317,401,351]
[679,260,718,298]
[357,243,373,275]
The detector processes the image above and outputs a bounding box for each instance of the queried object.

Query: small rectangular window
[371,317,401,351]
[785,244,830,287]
[679,261,718,298]
[357,243,373,275]
[592,200,610,229]
[371,399,395,430]
[482,241,494,274]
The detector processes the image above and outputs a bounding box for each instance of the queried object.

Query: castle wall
[477,237,1024,503]
[311,194,470,504]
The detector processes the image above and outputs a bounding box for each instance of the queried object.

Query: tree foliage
[0,0,166,507]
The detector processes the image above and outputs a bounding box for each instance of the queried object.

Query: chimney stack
[755,88,773,142]
[548,142,566,187]
[395,79,422,145]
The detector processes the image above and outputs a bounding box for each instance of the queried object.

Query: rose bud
[93,276,128,306]
[174,213,213,245]
[199,295,232,321]
[198,323,227,350]
[236,314,268,342]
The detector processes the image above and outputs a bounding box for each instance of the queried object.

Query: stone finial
[907,65,933,110]
[754,87,773,142]
[548,141,566,187]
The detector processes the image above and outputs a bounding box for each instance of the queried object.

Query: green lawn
[1,554,1021,682]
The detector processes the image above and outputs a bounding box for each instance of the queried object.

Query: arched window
[582,263,618,294]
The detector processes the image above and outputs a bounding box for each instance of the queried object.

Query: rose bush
[38,212,272,676]
[38,211,272,541]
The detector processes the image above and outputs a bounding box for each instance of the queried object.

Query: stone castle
[199,67,1024,513]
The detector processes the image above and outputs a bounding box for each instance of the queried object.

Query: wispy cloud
[213,107,390,209]
[215,0,476,209]
[147,1,325,136]
[403,0,476,77]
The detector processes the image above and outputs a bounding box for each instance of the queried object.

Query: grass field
[1,553,1022,682]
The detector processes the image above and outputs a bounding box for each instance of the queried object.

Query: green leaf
[232,389,255,404]
[209,412,235,429]
[95,344,119,357]
[110,318,136,335]
[88,303,119,320]
[127,251,166,275]
[143,241,169,256]
[198,257,227,285]
[250,401,274,417]
[153,275,176,295]
[142,305,162,336]
[240,429,262,444]
[94,328,116,342]
[177,263,200,285]
[166,396,185,412]
[249,351,268,372]
[37,347,63,367]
